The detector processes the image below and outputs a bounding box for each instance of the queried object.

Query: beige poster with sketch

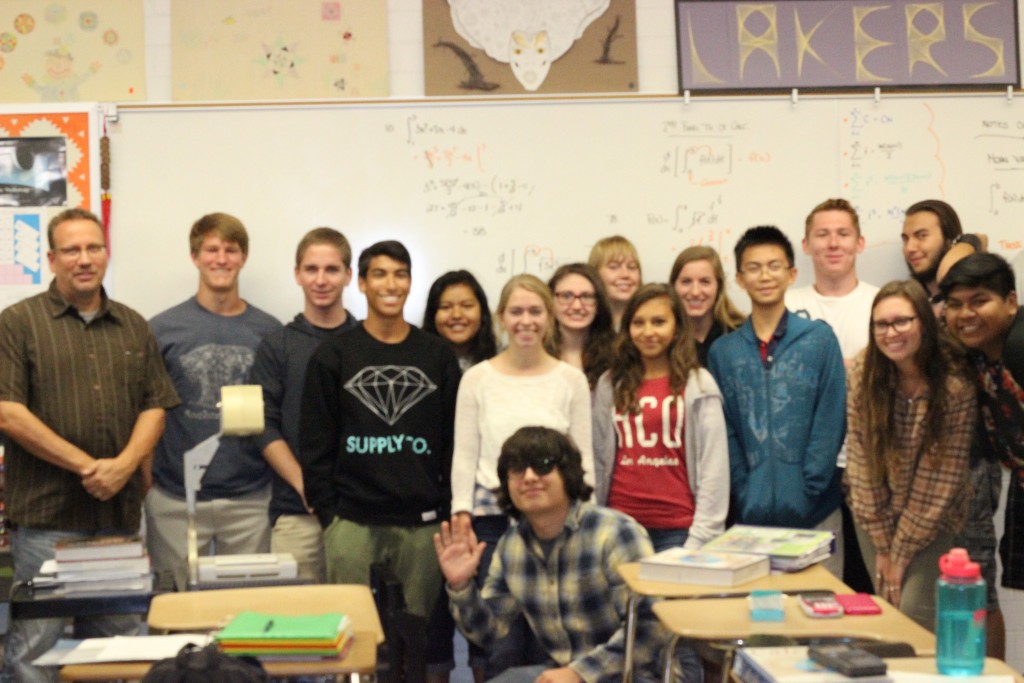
[424,0,638,96]
[0,0,145,103]
[172,1,389,101]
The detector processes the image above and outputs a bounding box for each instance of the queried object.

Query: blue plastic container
[935,547,986,675]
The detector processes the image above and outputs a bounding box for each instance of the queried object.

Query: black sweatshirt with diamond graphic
[300,324,461,527]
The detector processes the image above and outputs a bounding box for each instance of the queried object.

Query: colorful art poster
[423,0,638,96]
[0,1,146,103]
[0,106,98,310]
[172,1,389,101]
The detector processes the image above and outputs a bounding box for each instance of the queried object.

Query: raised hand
[433,514,486,591]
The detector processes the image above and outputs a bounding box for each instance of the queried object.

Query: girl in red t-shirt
[593,283,730,552]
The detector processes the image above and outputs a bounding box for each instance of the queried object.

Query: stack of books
[702,525,835,571]
[638,547,770,586]
[215,611,352,660]
[33,534,152,594]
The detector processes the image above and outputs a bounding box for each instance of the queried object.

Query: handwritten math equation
[388,115,470,146]
[416,143,488,172]
[647,195,724,234]
[659,143,772,186]
[423,176,534,219]
[495,245,558,277]
[661,119,749,135]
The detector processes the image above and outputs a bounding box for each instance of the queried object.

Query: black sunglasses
[506,455,560,477]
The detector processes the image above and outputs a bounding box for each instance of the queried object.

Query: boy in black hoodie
[250,227,358,582]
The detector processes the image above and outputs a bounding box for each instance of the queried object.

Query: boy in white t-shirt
[786,198,878,364]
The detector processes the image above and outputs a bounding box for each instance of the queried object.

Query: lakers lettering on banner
[675,0,1019,92]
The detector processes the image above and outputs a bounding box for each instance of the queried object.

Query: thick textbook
[54,535,144,562]
[638,547,770,586]
[52,556,151,578]
[703,525,834,571]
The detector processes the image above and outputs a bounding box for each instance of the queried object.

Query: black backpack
[142,642,268,683]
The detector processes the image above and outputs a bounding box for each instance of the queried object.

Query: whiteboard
[107,95,1024,323]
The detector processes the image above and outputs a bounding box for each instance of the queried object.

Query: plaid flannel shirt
[845,355,976,572]
[448,502,663,683]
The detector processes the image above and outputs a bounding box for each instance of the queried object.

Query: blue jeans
[1,527,142,683]
[486,664,553,683]
[647,528,690,553]
[467,515,544,676]
[645,528,703,683]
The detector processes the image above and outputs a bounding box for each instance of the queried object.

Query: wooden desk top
[59,631,378,681]
[618,562,848,598]
[147,584,383,644]
[886,657,1023,682]
[653,593,935,655]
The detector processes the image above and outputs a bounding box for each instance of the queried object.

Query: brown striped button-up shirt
[0,282,179,531]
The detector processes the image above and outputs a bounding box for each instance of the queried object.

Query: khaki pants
[856,523,956,631]
[272,513,326,583]
[144,484,271,590]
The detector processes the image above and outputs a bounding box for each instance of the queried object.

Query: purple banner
[676,0,1019,92]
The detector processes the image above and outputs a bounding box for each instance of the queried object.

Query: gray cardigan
[592,367,730,549]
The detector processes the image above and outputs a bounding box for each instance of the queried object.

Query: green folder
[215,611,349,643]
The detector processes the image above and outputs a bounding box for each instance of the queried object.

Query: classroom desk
[724,656,1021,683]
[618,563,848,682]
[654,593,936,683]
[59,584,384,682]
[58,633,378,681]
[10,583,157,621]
[11,570,175,621]
[885,657,1023,683]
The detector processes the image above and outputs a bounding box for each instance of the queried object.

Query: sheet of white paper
[98,634,212,662]
[890,672,1015,683]
[33,634,212,666]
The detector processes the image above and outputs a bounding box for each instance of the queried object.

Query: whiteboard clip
[683,89,691,106]
[102,103,119,123]
[791,88,799,105]
[873,87,881,104]
[1008,85,1015,102]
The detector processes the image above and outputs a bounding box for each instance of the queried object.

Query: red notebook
[835,593,882,615]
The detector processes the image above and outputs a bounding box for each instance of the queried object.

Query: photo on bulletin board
[0,105,99,311]
[0,137,66,207]
[171,0,389,101]
[675,0,1020,93]
[423,0,639,96]
[0,0,146,103]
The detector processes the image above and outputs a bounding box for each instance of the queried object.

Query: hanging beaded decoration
[100,120,111,250]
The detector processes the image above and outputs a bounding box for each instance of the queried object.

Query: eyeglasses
[554,291,597,306]
[506,456,560,478]
[871,316,917,335]
[740,260,790,276]
[56,244,106,259]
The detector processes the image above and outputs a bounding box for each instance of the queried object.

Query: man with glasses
[435,426,675,683]
[0,208,179,682]
[708,226,846,576]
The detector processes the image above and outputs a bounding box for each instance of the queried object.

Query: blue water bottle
[936,547,986,675]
